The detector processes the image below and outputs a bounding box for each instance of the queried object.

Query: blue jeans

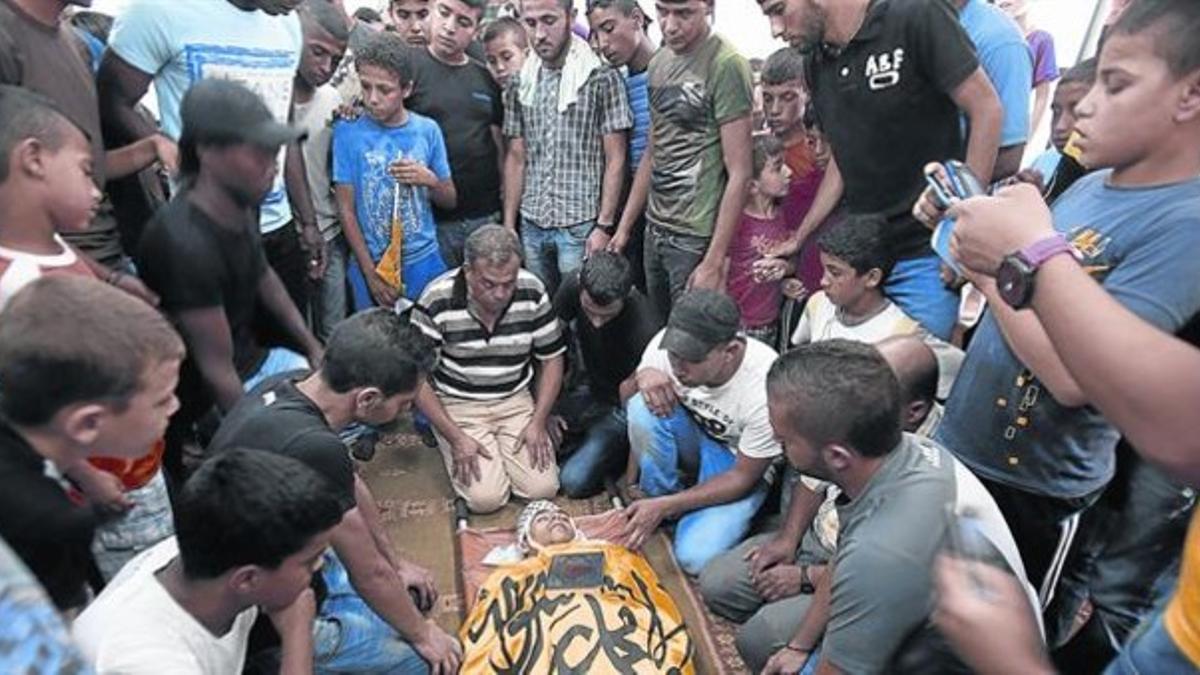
[347,250,448,313]
[314,551,429,674]
[885,254,958,341]
[520,218,591,296]
[437,212,499,268]
[626,394,768,575]
[644,224,708,325]
[243,347,309,393]
[1104,614,1198,674]
[559,407,629,498]
[315,234,349,342]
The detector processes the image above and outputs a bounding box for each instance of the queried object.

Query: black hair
[1110,0,1200,78]
[457,0,489,15]
[0,275,184,426]
[482,16,528,46]
[69,10,115,43]
[761,47,806,86]
[175,449,343,579]
[320,309,435,396]
[817,214,895,281]
[355,30,414,84]
[1059,57,1097,87]
[752,133,784,177]
[0,85,78,183]
[579,251,633,305]
[353,6,383,23]
[586,0,648,27]
[767,339,902,458]
[303,0,351,43]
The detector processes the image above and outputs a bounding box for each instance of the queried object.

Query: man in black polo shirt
[757,0,1002,341]
[0,275,184,611]
[207,309,462,674]
[406,0,504,267]
[553,251,661,498]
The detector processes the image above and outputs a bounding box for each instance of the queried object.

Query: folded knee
[463,485,510,514]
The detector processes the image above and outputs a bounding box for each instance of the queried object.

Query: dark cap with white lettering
[661,289,741,362]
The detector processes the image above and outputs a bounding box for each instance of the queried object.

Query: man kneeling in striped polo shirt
[414,225,565,512]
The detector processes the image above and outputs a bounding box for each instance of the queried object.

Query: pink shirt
[727,210,797,328]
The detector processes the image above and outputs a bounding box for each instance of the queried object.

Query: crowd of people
[0,0,1197,672]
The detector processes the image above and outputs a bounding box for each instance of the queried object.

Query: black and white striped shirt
[413,268,566,401]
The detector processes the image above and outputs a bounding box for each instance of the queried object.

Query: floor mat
[362,430,750,674]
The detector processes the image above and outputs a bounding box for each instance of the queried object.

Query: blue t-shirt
[1029,147,1062,182]
[332,113,451,264]
[108,0,302,235]
[938,171,1200,499]
[960,0,1032,148]
[625,69,650,171]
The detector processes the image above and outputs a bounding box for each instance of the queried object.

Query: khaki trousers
[434,390,559,513]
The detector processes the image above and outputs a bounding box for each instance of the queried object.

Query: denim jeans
[314,551,430,674]
[626,394,768,575]
[437,212,499,268]
[314,234,348,342]
[559,406,629,498]
[885,254,959,341]
[90,469,174,581]
[644,224,708,324]
[520,218,592,296]
[242,347,310,393]
[347,250,449,312]
[1104,614,1198,675]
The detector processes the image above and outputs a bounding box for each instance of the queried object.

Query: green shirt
[646,32,752,238]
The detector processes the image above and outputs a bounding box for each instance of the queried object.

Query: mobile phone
[927,161,986,275]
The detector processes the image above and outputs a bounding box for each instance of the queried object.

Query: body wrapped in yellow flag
[460,539,695,674]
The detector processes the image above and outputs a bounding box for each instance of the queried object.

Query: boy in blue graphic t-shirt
[333,31,455,310]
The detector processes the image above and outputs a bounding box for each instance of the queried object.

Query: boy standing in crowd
[407,0,505,267]
[335,31,456,310]
[482,16,528,89]
[725,134,794,346]
[73,450,342,675]
[0,275,184,611]
[137,80,323,481]
[292,0,350,341]
[919,0,1200,644]
[389,0,431,47]
[503,0,631,295]
[609,0,754,321]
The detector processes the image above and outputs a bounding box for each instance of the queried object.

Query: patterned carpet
[361,429,751,674]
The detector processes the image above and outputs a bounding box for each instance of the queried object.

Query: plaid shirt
[503,66,632,228]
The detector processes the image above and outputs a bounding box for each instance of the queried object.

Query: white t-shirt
[108,0,302,235]
[637,330,782,460]
[293,85,344,240]
[72,538,258,675]
[791,291,964,399]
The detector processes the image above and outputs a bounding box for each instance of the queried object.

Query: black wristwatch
[996,234,1073,309]
[594,222,617,236]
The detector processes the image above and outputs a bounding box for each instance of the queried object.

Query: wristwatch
[996,234,1073,309]
[799,564,815,594]
[594,222,617,236]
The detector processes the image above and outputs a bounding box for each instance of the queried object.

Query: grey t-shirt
[823,434,1033,674]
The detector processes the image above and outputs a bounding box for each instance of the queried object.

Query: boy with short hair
[726,134,793,346]
[759,47,828,292]
[334,31,456,310]
[293,0,351,341]
[481,17,528,89]
[73,449,343,674]
[0,274,184,611]
[389,0,431,46]
[922,0,1200,642]
[791,216,921,346]
[1026,58,1097,200]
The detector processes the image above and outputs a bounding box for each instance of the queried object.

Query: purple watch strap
[1018,234,1073,267]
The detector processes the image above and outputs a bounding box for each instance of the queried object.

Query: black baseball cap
[661,289,741,362]
[180,79,304,148]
